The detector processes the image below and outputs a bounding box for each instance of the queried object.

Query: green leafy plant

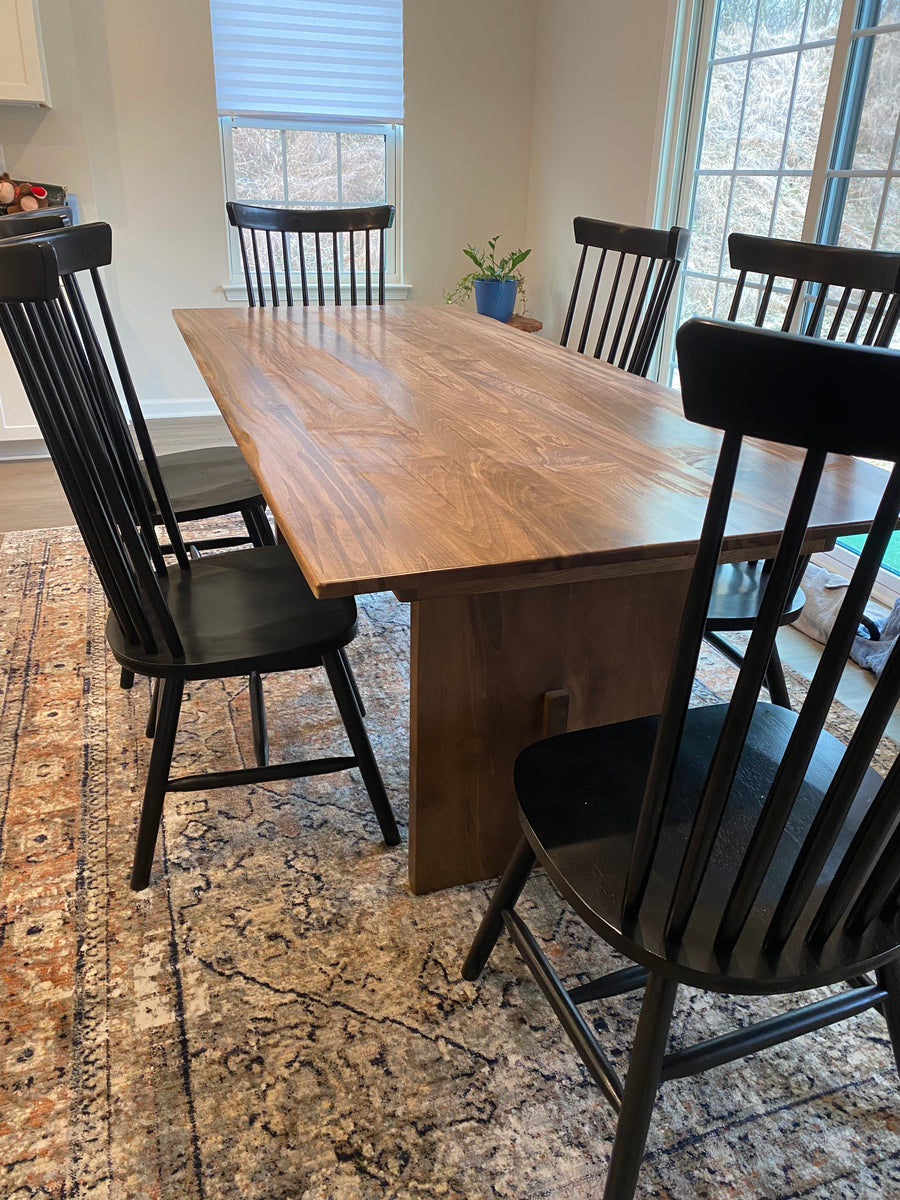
[444,235,531,312]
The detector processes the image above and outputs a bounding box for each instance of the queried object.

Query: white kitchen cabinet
[0,194,79,447]
[0,0,50,105]
[0,339,39,443]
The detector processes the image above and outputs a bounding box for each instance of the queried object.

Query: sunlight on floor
[778,621,900,742]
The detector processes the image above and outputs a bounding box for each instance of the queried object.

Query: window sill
[221,280,413,304]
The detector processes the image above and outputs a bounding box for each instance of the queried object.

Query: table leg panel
[407,568,692,893]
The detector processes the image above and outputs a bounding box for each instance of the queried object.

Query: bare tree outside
[673,0,899,370]
[231,126,388,273]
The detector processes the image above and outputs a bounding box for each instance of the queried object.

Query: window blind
[210,0,403,124]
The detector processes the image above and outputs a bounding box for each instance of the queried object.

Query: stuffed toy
[0,173,52,214]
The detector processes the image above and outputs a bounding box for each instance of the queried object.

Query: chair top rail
[0,208,73,238]
[729,232,900,295]
[573,217,689,261]
[227,201,394,235]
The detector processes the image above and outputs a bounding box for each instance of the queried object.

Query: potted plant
[444,235,531,322]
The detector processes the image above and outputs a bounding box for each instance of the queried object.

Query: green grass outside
[838,530,900,577]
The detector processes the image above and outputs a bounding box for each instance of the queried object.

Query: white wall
[0,0,675,431]
[403,0,537,305]
[526,0,675,341]
[69,0,229,403]
[2,0,229,408]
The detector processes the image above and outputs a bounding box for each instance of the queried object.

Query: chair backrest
[0,208,74,238]
[0,222,187,564]
[623,317,900,973]
[559,218,690,377]
[727,232,900,347]
[0,227,189,657]
[226,202,395,308]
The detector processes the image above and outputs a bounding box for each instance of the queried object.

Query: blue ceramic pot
[474,278,517,322]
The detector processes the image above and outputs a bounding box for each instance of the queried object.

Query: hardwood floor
[0,458,71,531]
[0,416,234,533]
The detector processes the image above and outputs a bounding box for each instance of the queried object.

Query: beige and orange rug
[1,524,899,1199]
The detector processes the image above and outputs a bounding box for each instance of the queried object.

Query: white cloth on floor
[850,596,900,678]
[791,562,897,678]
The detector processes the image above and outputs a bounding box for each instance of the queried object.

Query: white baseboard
[0,399,221,460]
[141,397,220,420]
[0,439,48,461]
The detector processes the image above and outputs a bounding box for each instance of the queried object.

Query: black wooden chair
[226,201,394,308]
[0,219,277,720]
[706,233,900,707]
[226,201,395,719]
[0,226,400,890]
[560,218,690,377]
[464,318,900,1200]
[0,210,273,556]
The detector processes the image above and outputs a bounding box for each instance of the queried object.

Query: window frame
[818,7,900,251]
[219,114,405,298]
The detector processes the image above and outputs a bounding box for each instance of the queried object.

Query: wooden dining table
[174,303,886,893]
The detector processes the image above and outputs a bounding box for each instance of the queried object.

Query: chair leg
[707,631,792,710]
[130,677,184,891]
[242,501,275,547]
[145,677,161,738]
[875,956,900,1075]
[249,670,268,767]
[765,642,792,709]
[120,668,135,690]
[602,972,678,1200]
[704,629,743,670]
[462,836,536,980]
[322,651,400,846]
[338,647,366,717]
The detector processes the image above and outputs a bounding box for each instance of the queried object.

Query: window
[819,1,900,253]
[210,0,404,285]
[661,0,900,382]
[658,0,900,596]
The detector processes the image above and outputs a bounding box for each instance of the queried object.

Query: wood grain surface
[175,304,888,892]
[174,305,882,602]
[408,568,694,892]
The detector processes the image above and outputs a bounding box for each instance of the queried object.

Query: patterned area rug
[2,524,899,1200]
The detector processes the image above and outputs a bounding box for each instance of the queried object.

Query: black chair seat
[515,704,894,994]
[105,544,356,680]
[151,445,266,520]
[706,561,804,631]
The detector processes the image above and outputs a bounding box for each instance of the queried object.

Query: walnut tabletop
[174,303,887,894]
[173,304,879,604]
